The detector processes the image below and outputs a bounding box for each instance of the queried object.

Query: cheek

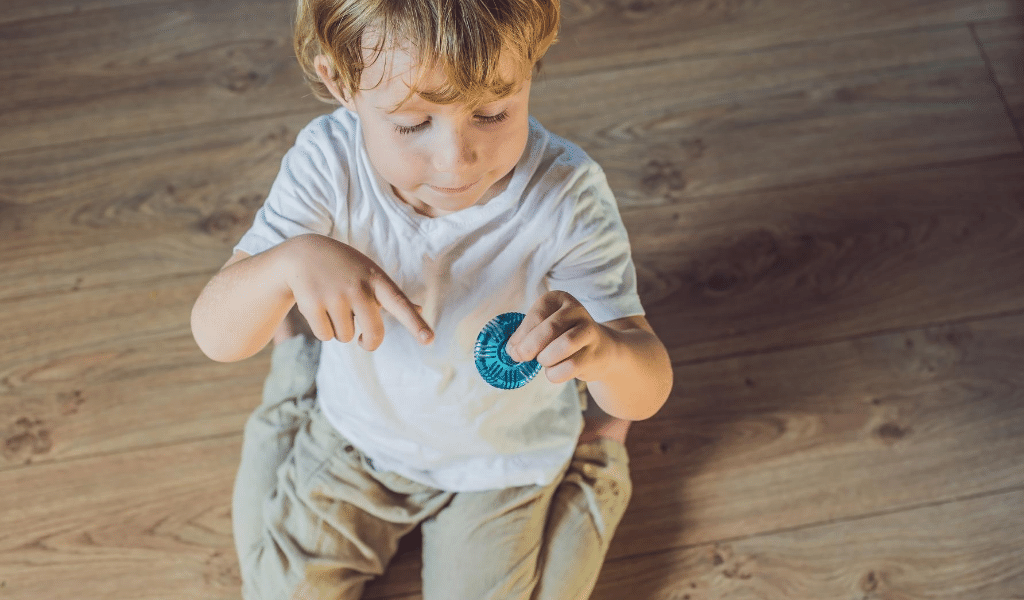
[497,118,530,166]
[367,129,419,180]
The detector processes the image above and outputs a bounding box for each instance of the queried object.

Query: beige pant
[232,335,632,600]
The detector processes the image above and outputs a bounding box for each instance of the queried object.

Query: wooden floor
[2,1,1024,598]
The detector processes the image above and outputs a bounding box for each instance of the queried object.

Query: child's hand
[504,291,615,384]
[281,234,434,350]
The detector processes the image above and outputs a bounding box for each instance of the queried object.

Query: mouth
[428,180,479,195]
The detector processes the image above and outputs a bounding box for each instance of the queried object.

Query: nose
[431,124,478,173]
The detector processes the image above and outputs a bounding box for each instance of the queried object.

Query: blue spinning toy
[474,312,542,389]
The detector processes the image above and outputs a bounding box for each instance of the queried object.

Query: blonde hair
[294,0,559,109]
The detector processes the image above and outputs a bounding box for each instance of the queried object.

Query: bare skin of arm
[190,233,433,363]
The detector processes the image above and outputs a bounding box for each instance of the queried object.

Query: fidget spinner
[474,312,542,389]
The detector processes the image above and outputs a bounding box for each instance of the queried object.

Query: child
[190,0,673,598]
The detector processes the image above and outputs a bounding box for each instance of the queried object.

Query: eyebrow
[377,95,509,116]
[377,102,424,115]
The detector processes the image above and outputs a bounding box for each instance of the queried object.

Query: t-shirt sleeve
[547,164,645,324]
[233,120,343,256]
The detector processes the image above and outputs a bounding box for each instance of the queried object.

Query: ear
[314,54,356,109]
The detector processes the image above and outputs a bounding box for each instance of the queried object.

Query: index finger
[371,275,434,344]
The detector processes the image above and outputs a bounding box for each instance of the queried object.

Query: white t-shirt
[235,107,644,491]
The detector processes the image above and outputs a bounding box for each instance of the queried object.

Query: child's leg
[232,308,320,578]
[529,386,634,598]
[419,393,632,600]
[529,436,632,600]
[248,401,456,600]
[419,481,561,599]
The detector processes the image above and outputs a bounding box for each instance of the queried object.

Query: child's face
[317,46,531,218]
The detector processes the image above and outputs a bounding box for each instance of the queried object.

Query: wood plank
[624,155,1024,364]
[3,1,1018,155]
[974,17,1024,137]
[0,436,241,600]
[0,112,312,304]
[0,110,304,211]
[611,311,1024,559]
[0,0,168,26]
[0,0,324,153]
[0,229,238,305]
[0,345,267,470]
[2,26,1017,287]
[0,270,268,469]
[3,2,1022,600]
[532,26,1021,206]
[4,310,1022,598]
[3,0,1017,62]
[543,0,1020,77]
[592,489,1024,600]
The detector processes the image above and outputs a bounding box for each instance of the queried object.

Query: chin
[427,187,484,207]
[432,198,479,214]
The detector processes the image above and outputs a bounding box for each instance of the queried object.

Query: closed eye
[395,120,429,135]
[476,110,509,125]
[394,110,510,135]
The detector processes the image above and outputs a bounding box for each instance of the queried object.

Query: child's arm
[191,244,294,363]
[191,233,434,363]
[505,291,673,421]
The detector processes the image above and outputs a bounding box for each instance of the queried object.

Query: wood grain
[0,0,170,26]
[0,436,240,600]
[0,0,324,153]
[3,1,1020,154]
[543,0,1022,77]
[0,113,311,304]
[612,312,1024,558]
[4,310,1021,599]
[624,155,1024,364]
[532,25,1021,206]
[0,271,268,468]
[974,17,1024,138]
[3,1,1024,598]
[5,23,1013,232]
[3,25,1017,301]
[593,489,1024,600]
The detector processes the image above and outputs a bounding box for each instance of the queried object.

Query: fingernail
[419,330,432,343]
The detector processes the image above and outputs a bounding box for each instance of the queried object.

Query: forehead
[357,36,525,113]
[359,44,439,103]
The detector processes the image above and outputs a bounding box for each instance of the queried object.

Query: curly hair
[294,0,559,109]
